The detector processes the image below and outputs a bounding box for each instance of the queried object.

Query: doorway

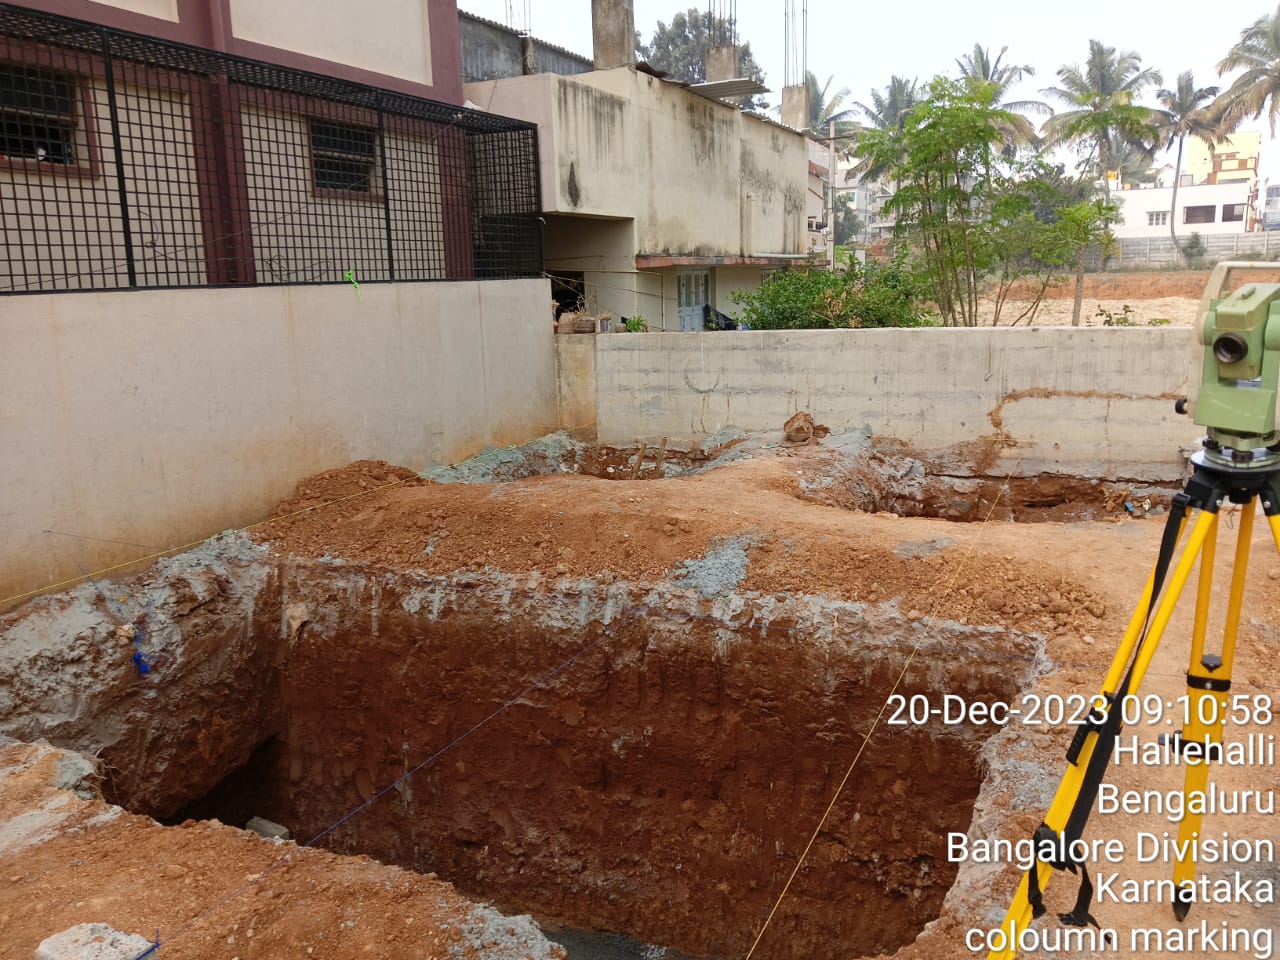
[677,270,712,332]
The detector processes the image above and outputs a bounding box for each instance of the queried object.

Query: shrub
[729,252,927,330]
[729,268,851,329]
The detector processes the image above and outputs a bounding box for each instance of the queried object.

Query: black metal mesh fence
[0,3,542,293]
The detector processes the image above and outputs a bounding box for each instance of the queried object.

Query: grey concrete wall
[590,328,1202,480]
[556,335,597,431]
[458,12,592,83]
[590,0,634,69]
[1,280,556,604]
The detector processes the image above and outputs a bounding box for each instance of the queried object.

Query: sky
[459,0,1279,182]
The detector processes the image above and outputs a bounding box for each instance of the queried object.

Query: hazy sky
[460,0,1278,180]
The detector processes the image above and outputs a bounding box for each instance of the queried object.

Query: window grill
[0,2,542,293]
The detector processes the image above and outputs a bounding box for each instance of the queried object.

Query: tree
[1041,40,1162,200]
[1054,199,1118,326]
[1109,142,1162,186]
[848,76,919,183]
[1215,4,1280,134]
[984,160,1090,326]
[806,70,858,132]
[854,75,919,130]
[636,9,768,110]
[1154,71,1225,262]
[855,77,1023,326]
[954,43,1050,153]
[833,192,861,245]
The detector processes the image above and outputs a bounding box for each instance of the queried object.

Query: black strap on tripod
[1019,490,1192,934]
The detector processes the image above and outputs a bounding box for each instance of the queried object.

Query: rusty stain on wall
[987,387,1183,433]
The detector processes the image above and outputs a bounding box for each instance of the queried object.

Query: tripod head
[1179,261,1280,467]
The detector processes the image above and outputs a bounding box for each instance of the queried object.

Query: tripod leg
[985,509,1214,960]
[1171,499,1252,918]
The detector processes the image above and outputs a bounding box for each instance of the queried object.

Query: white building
[806,136,830,259]
[1112,181,1254,238]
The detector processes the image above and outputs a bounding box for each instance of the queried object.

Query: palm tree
[805,70,858,132]
[1041,40,1163,200]
[955,43,1050,152]
[1154,71,1226,261]
[1215,4,1280,134]
[854,75,919,130]
[847,76,919,187]
[1109,142,1163,186]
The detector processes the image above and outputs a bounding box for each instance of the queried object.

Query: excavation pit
[795,447,1177,523]
[5,441,1120,958]
[3,548,1042,960]
[418,430,1177,524]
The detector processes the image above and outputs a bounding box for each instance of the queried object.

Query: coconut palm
[845,76,919,186]
[957,43,1044,126]
[854,75,919,131]
[1041,40,1163,200]
[1109,142,1163,185]
[1215,4,1280,134]
[805,70,858,132]
[1155,71,1227,261]
[955,43,1051,152]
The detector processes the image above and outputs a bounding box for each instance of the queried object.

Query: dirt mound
[1009,268,1280,302]
[269,460,420,517]
[254,451,1113,640]
[0,740,561,960]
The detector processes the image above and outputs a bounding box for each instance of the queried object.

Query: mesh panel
[0,2,542,292]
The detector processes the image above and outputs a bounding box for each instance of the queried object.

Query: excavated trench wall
[0,540,1043,959]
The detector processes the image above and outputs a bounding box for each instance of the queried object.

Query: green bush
[729,268,850,329]
[729,252,928,330]
[854,252,931,328]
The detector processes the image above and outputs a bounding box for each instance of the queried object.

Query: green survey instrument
[986,262,1280,960]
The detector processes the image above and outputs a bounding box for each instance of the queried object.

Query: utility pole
[828,117,836,271]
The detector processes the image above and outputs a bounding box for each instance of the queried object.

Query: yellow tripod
[987,449,1280,960]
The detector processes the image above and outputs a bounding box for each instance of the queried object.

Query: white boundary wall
[2,280,555,602]
[592,328,1202,481]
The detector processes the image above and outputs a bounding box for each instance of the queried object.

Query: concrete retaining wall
[1,280,556,604]
[591,328,1202,481]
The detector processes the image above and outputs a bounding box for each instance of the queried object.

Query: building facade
[0,0,555,601]
[1185,132,1260,188]
[1112,182,1256,238]
[0,0,540,291]
[461,5,807,332]
[19,0,464,102]
[1112,132,1263,240]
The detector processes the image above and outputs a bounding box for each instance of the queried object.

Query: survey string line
[743,461,1025,958]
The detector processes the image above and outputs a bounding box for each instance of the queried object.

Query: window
[0,64,77,164]
[1147,210,1168,227]
[1223,203,1247,222]
[310,119,377,194]
[1184,205,1216,224]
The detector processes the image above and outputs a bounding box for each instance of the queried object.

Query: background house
[461,1,808,331]
[806,135,829,260]
[1111,181,1255,238]
[1112,133,1261,239]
